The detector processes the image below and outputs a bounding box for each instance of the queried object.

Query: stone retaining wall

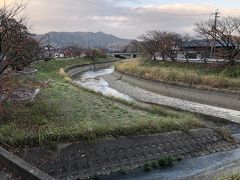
[114,70,240,111]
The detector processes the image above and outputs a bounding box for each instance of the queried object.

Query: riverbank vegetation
[116,58,240,90]
[0,58,203,147]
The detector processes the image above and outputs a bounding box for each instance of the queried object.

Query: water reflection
[73,67,133,101]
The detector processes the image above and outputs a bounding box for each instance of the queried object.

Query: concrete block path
[36,129,236,180]
[0,164,17,180]
[0,170,10,180]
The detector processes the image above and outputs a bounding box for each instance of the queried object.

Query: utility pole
[210,9,220,59]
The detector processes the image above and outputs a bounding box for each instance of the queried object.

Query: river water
[100,147,240,180]
[73,67,133,101]
[72,66,240,179]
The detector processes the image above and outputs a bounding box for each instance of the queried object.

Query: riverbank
[2,58,240,179]
[104,72,240,123]
[99,147,240,180]
[0,58,203,147]
[116,58,240,90]
[23,128,239,180]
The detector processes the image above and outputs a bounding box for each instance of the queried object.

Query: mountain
[35,31,132,48]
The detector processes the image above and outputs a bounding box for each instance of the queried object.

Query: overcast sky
[3,0,240,39]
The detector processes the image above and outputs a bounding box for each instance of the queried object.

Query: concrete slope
[105,74,240,123]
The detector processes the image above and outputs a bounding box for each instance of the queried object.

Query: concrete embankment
[65,63,240,123]
[105,72,240,123]
[113,70,240,111]
[61,62,240,179]
[65,60,117,77]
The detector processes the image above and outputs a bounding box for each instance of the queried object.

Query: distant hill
[35,31,132,48]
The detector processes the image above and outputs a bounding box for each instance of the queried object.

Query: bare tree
[10,37,40,70]
[139,31,158,60]
[0,2,30,75]
[195,17,240,65]
[177,34,190,62]
[177,35,212,63]
[129,40,141,53]
[0,2,39,107]
[122,40,141,53]
[161,32,180,61]
[139,31,180,61]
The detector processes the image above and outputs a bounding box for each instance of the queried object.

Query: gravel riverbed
[104,73,240,123]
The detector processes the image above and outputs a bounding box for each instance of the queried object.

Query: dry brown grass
[116,58,240,89]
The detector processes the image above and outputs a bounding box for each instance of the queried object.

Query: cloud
[23,0,240,39]
[91,16,129,22]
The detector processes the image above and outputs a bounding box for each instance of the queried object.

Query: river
[73,66,133,101]
[72,66,240,179]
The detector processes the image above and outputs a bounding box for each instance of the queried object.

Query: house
[180,39,234,60]
[59,53,65,58]
[80,52,87,58]
[52,52,65,58]
[155,39,232,61]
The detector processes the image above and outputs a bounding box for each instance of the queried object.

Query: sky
[2,0,240,39]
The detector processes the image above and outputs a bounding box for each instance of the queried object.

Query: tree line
[134,16,240,65]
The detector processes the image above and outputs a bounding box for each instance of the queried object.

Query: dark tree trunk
[0,64,8,77]
[153,55,156,61]
[162,54,165,61]
[229,58,235,66]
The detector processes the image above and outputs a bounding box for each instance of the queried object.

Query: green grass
[116,58,240,90]
[0,58,203,146]
[144,156,181,171]
[219,173,240,180]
